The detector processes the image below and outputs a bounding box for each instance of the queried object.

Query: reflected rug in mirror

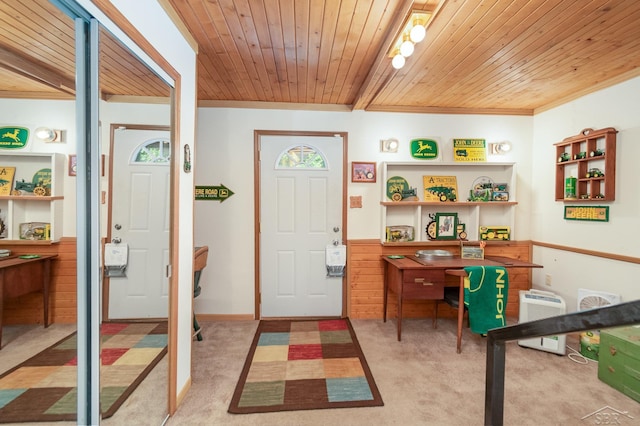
[0,322,167,423]
[228,318,383,414]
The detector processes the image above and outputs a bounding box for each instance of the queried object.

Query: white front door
[108,128,170,319]
[259,134,344,317]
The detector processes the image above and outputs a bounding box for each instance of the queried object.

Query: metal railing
[484,299,640,425]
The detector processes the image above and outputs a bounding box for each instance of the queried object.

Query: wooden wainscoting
[3,237,77,325]
[347,239,533,320]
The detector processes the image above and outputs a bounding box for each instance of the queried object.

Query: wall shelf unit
[380,162,517,244]
[554,127,617,202]
[0,152,64,244]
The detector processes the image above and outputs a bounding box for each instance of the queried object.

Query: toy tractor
[12,179,49,196]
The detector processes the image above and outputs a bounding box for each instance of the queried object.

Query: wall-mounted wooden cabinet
[554,127,617,202]
[380,162,517,244]
[0,152,65,244]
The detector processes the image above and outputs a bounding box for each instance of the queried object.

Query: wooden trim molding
[532,241,640,265]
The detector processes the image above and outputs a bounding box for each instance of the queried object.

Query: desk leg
[43,259,51,328]
[397,293,402,341]
[457,276,464,354]
[0,269,4,349]
[383,262,388,323]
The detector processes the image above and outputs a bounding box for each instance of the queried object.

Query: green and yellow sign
[453,138,486,162]
[195,184,234,202]
[410,139,439,159]
[0,127,29,149]
[564,206,609,222]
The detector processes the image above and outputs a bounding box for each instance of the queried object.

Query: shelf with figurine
[554,127,617,202]
[0,152,64,243]
[380,162,517,244]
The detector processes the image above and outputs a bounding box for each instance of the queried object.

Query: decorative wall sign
[0,166,16,195]
[386,176,417,201]
[195,184,235,202]
[0,127,29,149]
[410,138,439,159]
[564,205,609,222]
[351,162,376,182]
[453,138,486,162]
[423,175,458,202]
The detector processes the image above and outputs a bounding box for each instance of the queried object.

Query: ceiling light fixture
[388,11,432,70]
[399,36,414,57]
[391,51,406,69]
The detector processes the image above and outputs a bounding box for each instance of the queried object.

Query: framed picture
[68,155,77,176]
[435,212,458,240]
[351,162,376,183]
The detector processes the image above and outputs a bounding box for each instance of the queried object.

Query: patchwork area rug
[228,318,383,414]
[0,322,167,423]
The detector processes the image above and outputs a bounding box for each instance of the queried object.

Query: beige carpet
[3,319,638,425]
[170,318,639,425]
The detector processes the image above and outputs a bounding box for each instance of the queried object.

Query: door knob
[112,237,122,244]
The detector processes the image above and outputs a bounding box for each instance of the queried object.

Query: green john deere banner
[0,127,29,149]
[410,139,439,159]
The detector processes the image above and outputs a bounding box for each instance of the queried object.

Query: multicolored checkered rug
[0,322,167,423]
[228,318,383,414]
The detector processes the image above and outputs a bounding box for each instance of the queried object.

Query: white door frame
[103,123,171,320]
[254,130,348,319]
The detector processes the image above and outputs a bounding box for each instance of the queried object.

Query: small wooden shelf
[554,127,617,202]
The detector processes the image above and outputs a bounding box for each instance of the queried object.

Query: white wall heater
[518,289,567,355]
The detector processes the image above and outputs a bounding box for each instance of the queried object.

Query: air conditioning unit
[518,289,567,355]
[577,288,621,360]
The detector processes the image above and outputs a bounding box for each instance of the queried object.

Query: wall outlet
[545,274,552,286]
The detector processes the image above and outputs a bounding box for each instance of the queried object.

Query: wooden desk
[0,254,57,349]
[383,254,542,343]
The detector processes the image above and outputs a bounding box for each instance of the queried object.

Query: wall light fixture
[489,141,512,154]
[35,127,64,143]
[388,11,433,70]
[380,138,399,153]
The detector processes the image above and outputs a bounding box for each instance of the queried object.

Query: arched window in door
[132,138,171,164]
[275,144,328,169]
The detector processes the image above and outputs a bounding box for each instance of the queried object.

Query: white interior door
[108,128,170,319]
[260,134,344,317]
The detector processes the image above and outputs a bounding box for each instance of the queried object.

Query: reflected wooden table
[0,254,57,349]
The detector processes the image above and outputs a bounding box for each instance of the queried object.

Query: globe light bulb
[410,24,426,43]
[391,53,405,69]
[400,40,414,57]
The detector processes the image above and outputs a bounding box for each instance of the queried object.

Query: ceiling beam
[0,46,75,96]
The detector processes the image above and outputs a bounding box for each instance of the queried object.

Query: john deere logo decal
[0,127,29,149]
[410,139,438,159]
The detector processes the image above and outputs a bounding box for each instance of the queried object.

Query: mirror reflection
[0,0,172,423]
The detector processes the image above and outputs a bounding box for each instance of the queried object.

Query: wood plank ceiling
[1,0,640,115]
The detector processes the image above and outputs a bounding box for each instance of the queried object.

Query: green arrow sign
[195,184,235,202]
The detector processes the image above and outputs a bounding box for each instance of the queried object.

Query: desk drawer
[402,270,444,299]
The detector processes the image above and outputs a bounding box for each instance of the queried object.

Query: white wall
[531,76,640,311]
[193,109,533,315]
